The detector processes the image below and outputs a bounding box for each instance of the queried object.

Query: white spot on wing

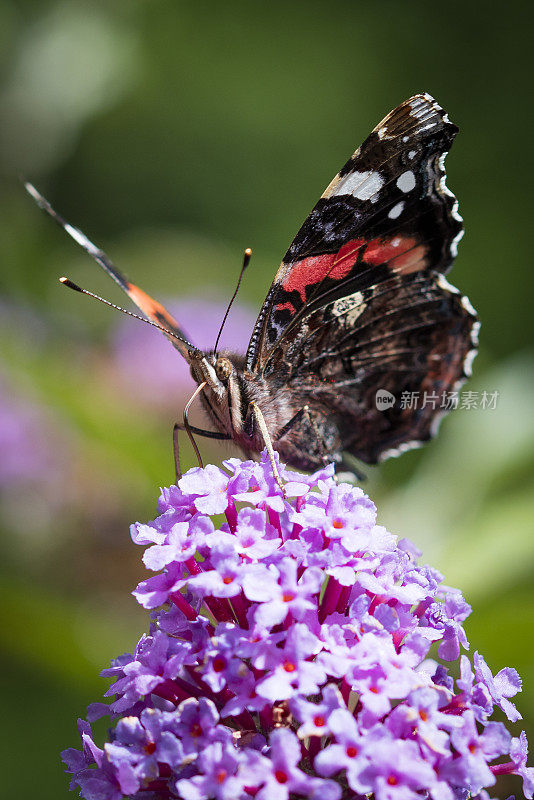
[429,410,448,438]
[408,150,416,159]
[388,201,405,220]
[450,228,464,258]
[377,125,396,141]
[435,281,479,377]
[334,170,385,202]
[379,440,425,461]
[436,274,460,295]
[331,292,367,325]
[463,346,478,377]
[64,223,101,257]
[396,171,416,193]
[436,152,464,258]
[461,294,478,317]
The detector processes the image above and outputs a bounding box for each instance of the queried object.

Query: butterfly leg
[277,405,332,468]
[303,410,331,466]
[183,382,209,469]
[173,417,231,483]
[249,402,285,493]
[276,405,310,441]
[173,423,182,484]
[173,421,231,440]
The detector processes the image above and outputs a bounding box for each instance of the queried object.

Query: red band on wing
[281,239,366,302]
[363,236,427,274]
[277,236,428,318]
[276,300,297,315]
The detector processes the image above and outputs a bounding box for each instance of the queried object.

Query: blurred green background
[1,1,533,797]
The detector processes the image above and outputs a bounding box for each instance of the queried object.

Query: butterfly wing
[266,271,478,468]
[245,94,478,466]
[25,183,194,360]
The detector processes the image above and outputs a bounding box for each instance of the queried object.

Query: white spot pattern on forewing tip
[396,171,416,193]
[377,125,395,141]
[388,201,404,220]
[408,150,416,159]
[335,170,384,202]
[64,223,101,257]
[409,94,440,121]
[421,92,438,105]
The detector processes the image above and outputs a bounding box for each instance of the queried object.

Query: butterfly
[26,93,478,480]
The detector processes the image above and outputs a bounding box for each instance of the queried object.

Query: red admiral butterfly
[26,93,478,479]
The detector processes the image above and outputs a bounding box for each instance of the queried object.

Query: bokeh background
[1,1,533,797]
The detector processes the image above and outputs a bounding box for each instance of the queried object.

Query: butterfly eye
[215,357,232,381]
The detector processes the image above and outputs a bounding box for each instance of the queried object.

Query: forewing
[245,94,464,374]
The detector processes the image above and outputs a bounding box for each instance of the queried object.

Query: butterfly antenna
[213,247,252,355]
[59,277,195,349]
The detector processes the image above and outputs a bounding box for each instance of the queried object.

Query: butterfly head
[188,349,237,401]
[187,349,248,441]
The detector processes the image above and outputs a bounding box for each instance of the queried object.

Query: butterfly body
[27,93,479,474]
[190,350,315,468]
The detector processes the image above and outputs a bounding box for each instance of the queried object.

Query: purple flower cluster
[63,452,533,800]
